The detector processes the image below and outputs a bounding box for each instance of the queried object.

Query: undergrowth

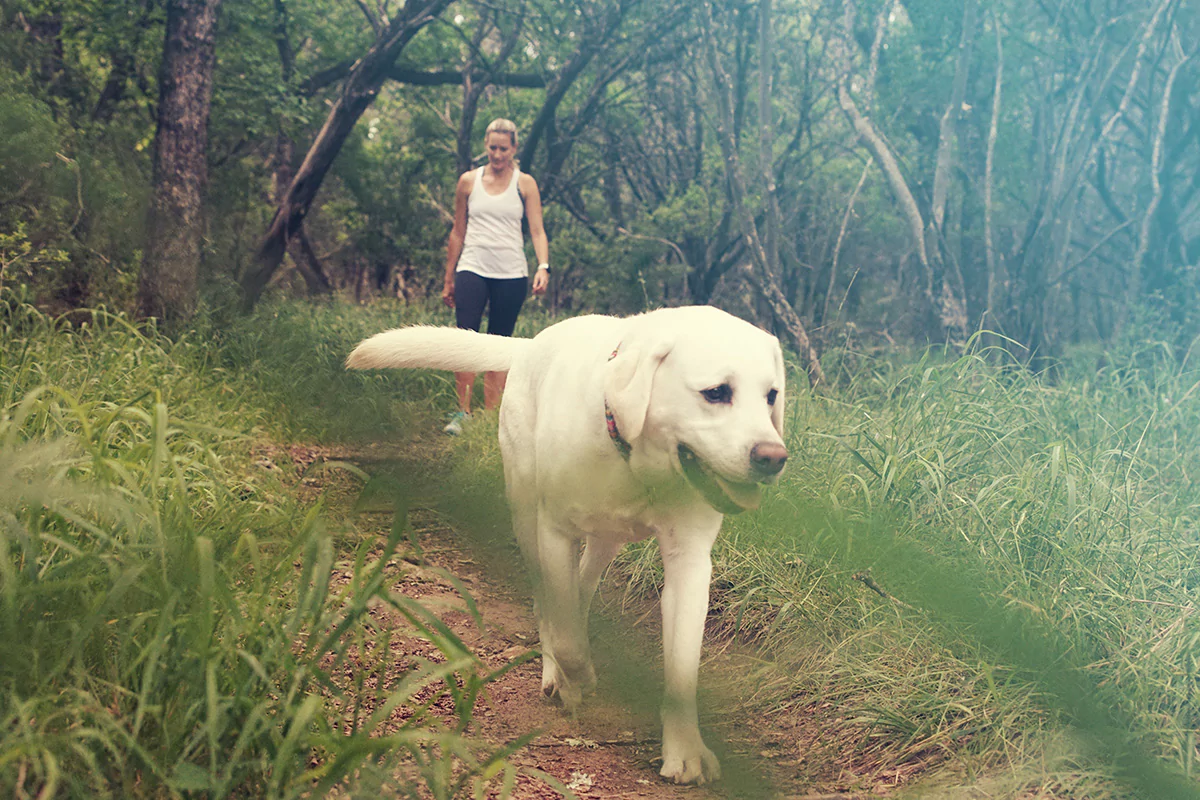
[6,291,1200,799]
[0,294,545,798]
[442,322,1200,798]
[609,338,1200,798]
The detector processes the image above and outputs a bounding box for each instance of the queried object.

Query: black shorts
[454,270,528,337]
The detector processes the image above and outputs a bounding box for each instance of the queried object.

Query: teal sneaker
[443,411,470,436]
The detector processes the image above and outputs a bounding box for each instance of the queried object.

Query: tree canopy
[2,0,1197,359]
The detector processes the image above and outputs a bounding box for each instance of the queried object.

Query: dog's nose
[750,442,788,476]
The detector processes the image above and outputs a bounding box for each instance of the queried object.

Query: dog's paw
[540,656,583,711]
[541,654,564,697]
[541,653,595,711]
[659,742,721,785]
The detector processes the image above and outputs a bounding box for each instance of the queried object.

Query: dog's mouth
[678,444,761,515]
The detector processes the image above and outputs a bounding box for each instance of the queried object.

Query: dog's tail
[345,326,529,373]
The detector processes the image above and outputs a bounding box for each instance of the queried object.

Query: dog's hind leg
[504,484,563,701]
[536,523,594,711]
[579,536,621,625]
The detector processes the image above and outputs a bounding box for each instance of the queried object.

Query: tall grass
[0,295,538,798]
[619,338,1200,797]
[442,321,1200,797]
[9,289,1198,798]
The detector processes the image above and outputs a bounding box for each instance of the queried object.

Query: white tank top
[457,166,528,279]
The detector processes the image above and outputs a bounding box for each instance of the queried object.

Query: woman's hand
[442,277,456,308]
[532,266,549,296]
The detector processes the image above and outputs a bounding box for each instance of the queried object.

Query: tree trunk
[927,0,977,343]
[137,0,222,324]
[757,0,780,281]
[983,9,1003,347]
[293,226,334,294]
[269,0,331,298]
[455,21,491,175]
[240,0,452,311]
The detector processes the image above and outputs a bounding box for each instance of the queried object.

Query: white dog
[346,306,788,784]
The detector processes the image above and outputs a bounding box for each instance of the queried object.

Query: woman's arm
[521,174,550,296]
[443,172,473,307]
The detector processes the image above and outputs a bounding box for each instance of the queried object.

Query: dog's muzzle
[678,442,787,515]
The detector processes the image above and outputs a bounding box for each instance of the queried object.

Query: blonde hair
[484,118,518,147]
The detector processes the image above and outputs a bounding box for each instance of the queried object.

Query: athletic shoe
[443,411,470,436]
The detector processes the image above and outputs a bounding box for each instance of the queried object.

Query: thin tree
[271,0,332,296]
[982,8,1003,346]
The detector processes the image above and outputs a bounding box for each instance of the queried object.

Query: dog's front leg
[657,528,721,785]
[537,525,594,710]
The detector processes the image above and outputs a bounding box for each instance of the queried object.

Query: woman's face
[485,131,516,170]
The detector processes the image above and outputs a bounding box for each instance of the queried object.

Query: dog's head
[604,307,788,515]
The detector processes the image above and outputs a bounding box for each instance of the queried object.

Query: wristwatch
[537,263,551,273]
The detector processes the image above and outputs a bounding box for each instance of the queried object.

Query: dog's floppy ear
[605,335,673,442]
[771,339,786,437]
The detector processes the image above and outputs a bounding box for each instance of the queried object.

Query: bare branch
[863,0,894,114]
[54,152,84,234]
[353,0,380,35]
[300,63,547,95]
[825,156,871,327]
[615,226,688,266]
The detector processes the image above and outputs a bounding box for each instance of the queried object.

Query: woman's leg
[483,370,507,410]
[483,276,529,338]
[452,270,490,414]
[456,372,476,413]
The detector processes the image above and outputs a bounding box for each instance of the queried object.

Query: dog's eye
[700,384,733,404]
[767,389,778,406]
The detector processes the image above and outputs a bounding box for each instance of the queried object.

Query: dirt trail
[280,440,925,799]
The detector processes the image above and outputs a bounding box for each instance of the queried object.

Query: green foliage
[201,297,460,441]
[0,294,533,798]
[706,340,1200,796]
[439,316,1200,797]
[0,62,149,309]
[0,225,69,294]
[0,78,66,210]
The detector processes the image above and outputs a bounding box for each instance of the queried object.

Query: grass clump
[426,311,1200,796]
[14,288,1197,798]
[0,295,534,798]
[676,340,1200,797]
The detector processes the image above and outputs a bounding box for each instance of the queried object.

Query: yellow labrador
[347,306,788,784]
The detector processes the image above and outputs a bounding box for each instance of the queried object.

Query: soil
[266,438,936,800]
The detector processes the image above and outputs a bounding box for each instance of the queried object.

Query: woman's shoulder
[517,171,538,192]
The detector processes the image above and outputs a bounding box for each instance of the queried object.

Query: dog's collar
[605,346,632,462]
[604,396,632,462]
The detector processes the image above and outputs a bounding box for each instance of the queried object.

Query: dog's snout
[750,442,788,476]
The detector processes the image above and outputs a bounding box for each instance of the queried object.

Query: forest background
[4,0,1200,797]
[2,0,1197,365]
